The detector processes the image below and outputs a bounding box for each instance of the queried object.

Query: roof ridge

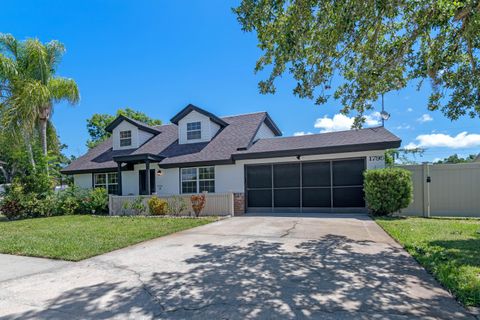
[220,111,267,118]
[256,126,387,141]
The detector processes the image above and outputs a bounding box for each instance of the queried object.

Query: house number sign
[369,155,384,161]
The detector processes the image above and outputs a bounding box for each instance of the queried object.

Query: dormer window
[120,130,132,147]
[187,122,201,140]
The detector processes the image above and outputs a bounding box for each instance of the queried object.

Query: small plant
[364,168,413,216]
[190,193,206,217]
[167,195,187,216]
[123,196,146,216]
[148,196,168,215]
[85,188,109,214]
[0,197,24,220]
[0,183,26,220]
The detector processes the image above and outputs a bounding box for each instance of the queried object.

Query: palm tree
[0,34,79,160]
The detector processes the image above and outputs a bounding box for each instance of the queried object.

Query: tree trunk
[26,142,36,171]
[39,104,52,157]
[39,104,52,175]
[39,118,48,156]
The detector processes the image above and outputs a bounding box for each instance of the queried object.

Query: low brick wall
[233,193,245,216]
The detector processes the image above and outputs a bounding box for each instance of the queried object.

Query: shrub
[364,168,413,216]
[55,187,83,215]
[85,188,109,214]
[123,196,146,215]
[22,193,56,217]
[148,196,168,215]
[0,183,26,220]
[190,193,206,217]
[0,182,58,219]
[167,196,188,216]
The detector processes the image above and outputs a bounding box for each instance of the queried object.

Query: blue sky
[1,0,479,162]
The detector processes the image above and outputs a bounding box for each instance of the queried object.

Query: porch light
[156,169,163,176]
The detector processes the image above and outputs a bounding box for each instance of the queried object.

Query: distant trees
[434,154,477,164]
[86,108,162,148]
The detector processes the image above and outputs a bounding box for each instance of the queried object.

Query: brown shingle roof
[62,112,401,174]
[62,112,269,173]
[233,127,401,159]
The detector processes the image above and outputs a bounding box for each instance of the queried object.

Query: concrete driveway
[0,214,474,319]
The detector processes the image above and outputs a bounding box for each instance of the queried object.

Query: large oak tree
[234,0,480,124]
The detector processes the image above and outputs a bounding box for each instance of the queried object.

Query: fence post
[109,195,113,216]
[422,163,431,218]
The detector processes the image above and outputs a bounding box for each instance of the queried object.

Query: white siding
[74,150,386,196]
[254,122,276,140]
[178,110,220,144]
[216,164,245,193]
[112,120,153,150]
[122,170,138,195]
[156,167,180,195]
[73,174,91,189]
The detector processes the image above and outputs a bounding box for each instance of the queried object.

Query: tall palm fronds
[0,34,80,162]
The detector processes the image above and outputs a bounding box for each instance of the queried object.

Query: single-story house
[62,104,401,214]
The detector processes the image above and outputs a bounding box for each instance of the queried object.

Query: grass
[0,215,217,261]
[376,216,480,307]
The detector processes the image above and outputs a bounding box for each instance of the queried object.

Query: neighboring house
[62,104,401,214]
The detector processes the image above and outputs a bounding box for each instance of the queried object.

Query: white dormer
[177,110,221,144]
[105,115,159,151]
[171,104,228,145]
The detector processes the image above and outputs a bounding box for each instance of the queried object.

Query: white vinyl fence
[398,163,480,217]
[109,193,234,216]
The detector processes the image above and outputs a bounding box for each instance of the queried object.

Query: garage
[245,158,366,213]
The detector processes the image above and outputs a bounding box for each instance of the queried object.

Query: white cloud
[396,124,411,130]
[405,132,480,149]
[365,112,381,126]
[417,114,433,123]
[407,108,413,112]
[293,131,313,136]
[314,112,381,133]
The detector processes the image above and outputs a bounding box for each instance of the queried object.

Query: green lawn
[376,216,480,307]
[0,215,217,261]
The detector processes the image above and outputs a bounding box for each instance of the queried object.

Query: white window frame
[180,166,215,194]
[119,130,132,147]
[186,122,201,140]
[93,172,118,194]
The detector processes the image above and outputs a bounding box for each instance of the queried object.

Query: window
[120,130,132,147]
[94,173,118,195]
[181,167,214,193]
[186,122,201,140]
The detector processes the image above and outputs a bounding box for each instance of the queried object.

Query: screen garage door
[245,159,365,212]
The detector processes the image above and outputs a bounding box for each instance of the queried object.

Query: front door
[139,169,156,195]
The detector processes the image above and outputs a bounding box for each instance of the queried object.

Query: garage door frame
[244,157,367,213]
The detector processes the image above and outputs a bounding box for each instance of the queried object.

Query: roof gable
[170,104,228,127]
[105,115,161,135]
